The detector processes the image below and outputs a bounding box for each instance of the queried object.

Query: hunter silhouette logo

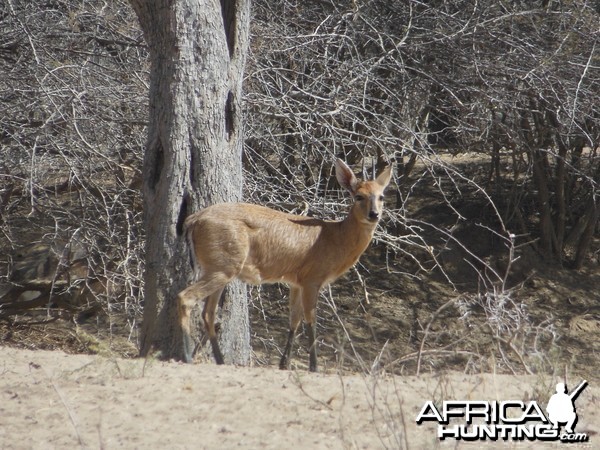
[547,381,587,435]
[416,380,589,443]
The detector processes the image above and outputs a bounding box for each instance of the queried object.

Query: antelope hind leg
[178,291,195,363]
[203,288,225,364]
[177,272,231,364]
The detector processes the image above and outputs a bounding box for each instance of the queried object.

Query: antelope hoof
[210,337,225,365]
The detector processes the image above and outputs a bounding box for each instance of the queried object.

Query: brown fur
[178,159,392,371]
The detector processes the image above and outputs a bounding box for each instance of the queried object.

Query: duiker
[178,159,392,371]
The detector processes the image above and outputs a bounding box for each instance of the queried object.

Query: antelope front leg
[302,285,320,372]
[280,286,302,370]
[307,322,317,372]
[280,329,295,370]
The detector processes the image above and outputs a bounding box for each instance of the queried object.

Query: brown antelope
[177,158,392,371]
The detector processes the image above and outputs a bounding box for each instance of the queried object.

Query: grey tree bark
[130,0,251,364]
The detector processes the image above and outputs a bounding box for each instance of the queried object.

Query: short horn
[372,157,376,180]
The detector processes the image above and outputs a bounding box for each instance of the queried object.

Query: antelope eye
[355,195,365,201]
[379,195,385,201]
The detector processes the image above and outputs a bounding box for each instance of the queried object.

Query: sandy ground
[0,346,597,450]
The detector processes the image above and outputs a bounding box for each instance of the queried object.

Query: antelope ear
[335,159,358,195]
[375,164,392,188]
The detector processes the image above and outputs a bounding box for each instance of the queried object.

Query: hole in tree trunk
[225,91,235,140]
[176,193,189,236]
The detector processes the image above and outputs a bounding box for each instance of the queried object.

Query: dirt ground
[2,153,599,449]
[1,345,598,450]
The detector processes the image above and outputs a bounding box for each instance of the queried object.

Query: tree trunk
[573,186,599,270]
[531,147,557,258]
[130,0,251,364]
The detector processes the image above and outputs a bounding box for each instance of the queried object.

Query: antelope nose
[369,210,379,221]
